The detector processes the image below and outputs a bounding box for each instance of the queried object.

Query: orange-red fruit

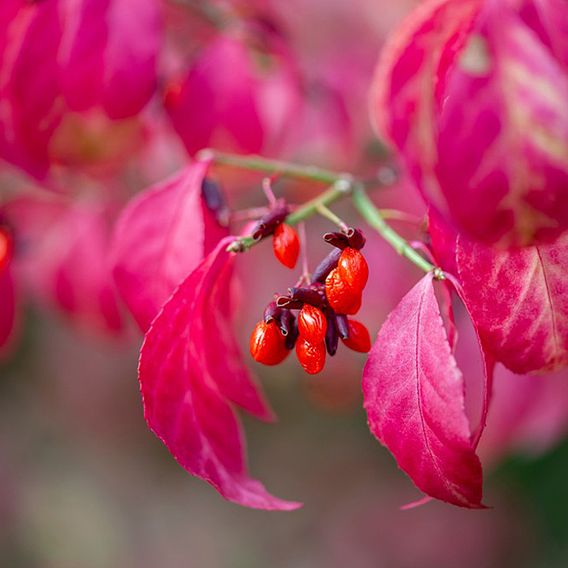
[298,304,327,343]
[250,320,289,365]
[0,229,12,273]
[338,247,368,291]
[342,319,371,353]
[272,223,300,269]
[325,268,362,315]
[296,338,326,375]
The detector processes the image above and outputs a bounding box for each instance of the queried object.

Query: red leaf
[5,196,123,336]
[371,0,480,191]
[139,238,297,510]
[372,0,568,246]
[363,273,484,508]
[164,31,301,156]
[111,161,227,332]
[456,232,568,374]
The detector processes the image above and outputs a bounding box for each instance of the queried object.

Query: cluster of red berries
[250,227,371,375]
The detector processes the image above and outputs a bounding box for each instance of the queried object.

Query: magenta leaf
[363,273,484,508]
[456,232,568,374]
[5,196,123,336]
[59,0,160,119]
[164,31,300,156]
[138,239,296,509]
[0,0,159,179]
[373,0,568,246]
[111,161,227,332]
[0,1,63,178]
[435,0,568,246]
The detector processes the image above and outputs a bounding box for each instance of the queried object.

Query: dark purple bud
[288,286,324,307]
[346,228,366,250]
[263,301,282,324]
[278,308,293,335]
[284,316,299,350]
[201,178,230,226]
[325,311,339,356]
[323,232,349,250]
[312,248,341,283]
[336,314,349,340]
[276,296,303,310]
[278,309,298,349]
[251,201,289,240]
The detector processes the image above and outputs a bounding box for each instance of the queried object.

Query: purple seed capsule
[312,248,341,283]
[263,301,282,324]
[336,314,350,340]
[251,201,289,240]
[325,311,339,356]
[288,286,324,307]
[346,228,366,250]
[323,231,350,250]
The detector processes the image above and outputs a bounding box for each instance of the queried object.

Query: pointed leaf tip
[363,273,484,508]
[139,239,297,510]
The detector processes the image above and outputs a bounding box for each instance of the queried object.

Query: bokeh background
[1,0,568,566]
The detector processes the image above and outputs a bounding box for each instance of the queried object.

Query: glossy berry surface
[272,223,300,269]
[338,247,368,291]
[342,319,371,353]
[295,338,326,375]
[325,268,362,315]
[250,320,289,365]
[298,304,327,343]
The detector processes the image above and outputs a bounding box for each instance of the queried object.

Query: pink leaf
[435,1,568,246]
[371,0,480,189]
[0,1,63,178]
[164,30,300,156]
[139,239,295,509]
[456,232,568,374]
[5,197,123,336]
[372,0,568,246]
[111,161,227,332]
[0,0,159,179]
[58,0,161,119]
[363,272,484,508]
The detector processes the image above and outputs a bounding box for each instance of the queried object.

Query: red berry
[0,228,13,273]
[341,319,371,353]
[250,321,289,365]
[337,247,368,291]
[295,338,326,375]
[325,268,362,315]
[298,304,327,343]
[272,223,300,269]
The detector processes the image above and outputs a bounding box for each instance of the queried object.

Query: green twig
[351,187,435,274]
[227,180,352,252]
[198,150,351,186]
[315,204,349,231]
[201,150,439,275]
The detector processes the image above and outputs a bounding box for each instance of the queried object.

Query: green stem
[227,181,351,252]
[352,187,435,274]
[316,204,348,230]
[198,150,350,186]
[202,150,439,275]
